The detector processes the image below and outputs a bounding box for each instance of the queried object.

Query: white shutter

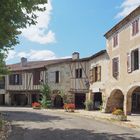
[139,48,140,69]
[127,52,131,73]
[49,72,55,83]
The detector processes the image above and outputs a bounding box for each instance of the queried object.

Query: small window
[132,19,139,36]
[55,71,60,83]
[112,57,119,79]
[75,68,82,78]
[113,34,118,47]
[90,66,101,83]
[9,74,22,85]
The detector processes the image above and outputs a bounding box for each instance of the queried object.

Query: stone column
[27,94,32,106]
[124,93,131,115]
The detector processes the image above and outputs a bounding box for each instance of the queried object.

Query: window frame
[75,68,82,79]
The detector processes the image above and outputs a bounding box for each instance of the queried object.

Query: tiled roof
[104,6,140,38]
[7,50,107,71]
[7,58,72,71]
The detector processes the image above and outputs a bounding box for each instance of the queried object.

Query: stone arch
[54,95,64,108]
[126,86,140,114]
[106,89,124,113]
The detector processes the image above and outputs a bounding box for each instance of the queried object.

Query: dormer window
[113,33,118,47]
[132,19,139,36]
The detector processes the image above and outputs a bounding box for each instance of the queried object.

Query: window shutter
[139,48,140,69]
[93,67,96,82]
[131,51,135,71]
[33,71,40,85]
[132,22,135,36]
[19,74,22,85]
[113,36,115,47]
[136,20,139,33]
[127,53,132,73]
[97,66,101,81]
[112,58,119,78]
[89,69,93,83]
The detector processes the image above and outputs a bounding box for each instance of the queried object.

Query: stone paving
[47,109,140,130]
[0,107,140,140]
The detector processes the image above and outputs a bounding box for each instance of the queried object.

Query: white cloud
[6,50,57,62]
[116,0,140,18]
[6,50,16,61]
[21,0,56,44]
[28,50,56,60]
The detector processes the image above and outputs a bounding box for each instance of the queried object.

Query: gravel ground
[0,113,11,140]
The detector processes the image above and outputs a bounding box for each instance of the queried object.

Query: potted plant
[84,100,93,111]
[63,103,75,112]
[32,102,41,109]
[112,109,127,121]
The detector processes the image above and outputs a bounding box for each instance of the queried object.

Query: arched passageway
[127,86,140,114]
[106,89,124,113]
[54,95,63,108]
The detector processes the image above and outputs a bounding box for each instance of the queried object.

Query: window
[112,57,119,79]
[113,34,118,47]
[132,19,139,36]
[33,71,40,85]
[75,68,82,78]
[127,48,140,73]
[55,71,60,83]
[9,74,22,85]
[90,66,101,83]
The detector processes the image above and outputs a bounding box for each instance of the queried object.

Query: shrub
[32,102,41,109]
[84,100,93,111]
[112,109,124,115]
[41,99,52,108]
[112,109,127,121]
[40,84,52,108]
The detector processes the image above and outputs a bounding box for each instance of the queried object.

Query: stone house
[88,50,109,110]
[2,57,71,106]
[45,51,108,109]
[0,50,109,108]
[104,6,140,115]
[46,52,89,109]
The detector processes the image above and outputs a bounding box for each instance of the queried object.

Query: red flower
[32,102,41,107]
[63,103,75,110]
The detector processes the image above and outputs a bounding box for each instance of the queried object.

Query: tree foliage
[0,0,48,52]
[0,53,9,76]
[0,0,48,75]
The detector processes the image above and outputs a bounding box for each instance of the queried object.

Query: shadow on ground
[7,125,140,140]
[1,110,63,122]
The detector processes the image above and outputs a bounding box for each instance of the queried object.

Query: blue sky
[6,0,140,64]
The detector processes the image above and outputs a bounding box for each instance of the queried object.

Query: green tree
[0,0,48,52]
[40,84,52,108]
[0,53,9,77]
[0,0,48,75]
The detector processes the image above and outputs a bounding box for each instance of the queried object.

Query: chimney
[21,57,27,67]
[72,52,79,60]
